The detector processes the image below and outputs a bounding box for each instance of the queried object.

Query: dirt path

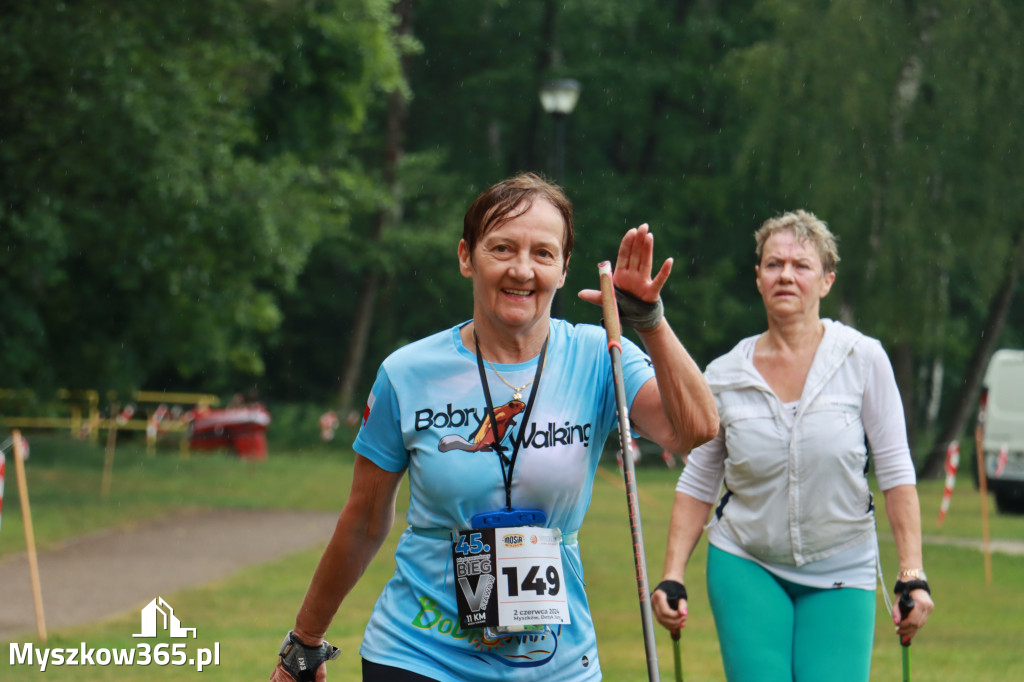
[0,508,337,643]
[919,533,1024,556]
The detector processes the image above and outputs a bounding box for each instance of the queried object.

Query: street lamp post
[539,78,581,184]
[539,79,580,319]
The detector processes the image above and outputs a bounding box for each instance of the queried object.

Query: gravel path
[0,508,337,642]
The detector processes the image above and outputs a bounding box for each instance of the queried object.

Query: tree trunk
[338,274,381,419]
[892,341,916,448]
[876,4,938,443]
[337,0,412,417]
[921,226,1024,478]
[521,0,558,175]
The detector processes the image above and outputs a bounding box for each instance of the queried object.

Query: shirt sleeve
[676,424,727,503]
[352,366,409,473]
[862,341,916,490]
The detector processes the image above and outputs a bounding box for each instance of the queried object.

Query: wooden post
[102,404,118,499]
[974,424,993,586]
[88,391,100,443]
[12,430,48,643]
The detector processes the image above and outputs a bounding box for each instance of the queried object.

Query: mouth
[503,288,534,297]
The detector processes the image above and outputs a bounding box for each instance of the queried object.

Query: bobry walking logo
[10,596,221,673]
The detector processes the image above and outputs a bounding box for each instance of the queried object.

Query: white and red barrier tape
[995,443,1008,478]
[937,440,960,527]
[0,434,29,533]
[146,404,169,438]
[0,448,5,532]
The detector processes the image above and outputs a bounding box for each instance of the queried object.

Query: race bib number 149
[451,526,570,630]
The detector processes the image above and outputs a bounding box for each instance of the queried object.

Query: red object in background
[188,406,271,459]
[318,411,339,442]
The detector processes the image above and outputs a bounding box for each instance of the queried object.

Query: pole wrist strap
[894,578,931,596]
[656,579,688,607]
[614,286,664,331]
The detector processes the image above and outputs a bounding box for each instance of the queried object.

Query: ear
[458,239,473,278]
[819,270,836,298]
[754,265,763,295]
[557,254,571,288]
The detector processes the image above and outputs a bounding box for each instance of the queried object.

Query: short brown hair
[462,172,574,267]
[754,209,840,274]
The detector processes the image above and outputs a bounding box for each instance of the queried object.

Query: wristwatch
[894,567,930,597]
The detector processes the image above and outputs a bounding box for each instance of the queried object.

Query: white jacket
[678,319,915,566]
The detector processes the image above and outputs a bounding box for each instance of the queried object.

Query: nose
[508,253,535,281]
[779,262,795,281]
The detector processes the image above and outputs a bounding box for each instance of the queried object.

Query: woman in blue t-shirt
[271,172,718,681]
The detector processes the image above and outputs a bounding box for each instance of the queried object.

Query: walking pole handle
[598,262,622,348]
[898,591,915,647]
[666,595,682,681]
[665,594,682,641]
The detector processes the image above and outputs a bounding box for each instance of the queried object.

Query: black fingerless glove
[278,630,340,682]
[894,578,931,596]
[656,579,688,608]
[614,287,664,331]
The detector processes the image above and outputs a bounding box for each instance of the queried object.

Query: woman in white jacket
[652,210,934,681]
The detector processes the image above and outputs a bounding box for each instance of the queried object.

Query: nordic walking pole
[898,590,914,682]
[599,261,661,682]
[666,594,684,682]
[12,430,48,643]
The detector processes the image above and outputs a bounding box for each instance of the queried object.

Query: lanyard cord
[474,329,548,511]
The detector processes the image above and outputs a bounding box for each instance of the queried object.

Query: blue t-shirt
[355,319,655,681]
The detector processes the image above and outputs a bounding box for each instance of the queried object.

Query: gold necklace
[485,360,534,401]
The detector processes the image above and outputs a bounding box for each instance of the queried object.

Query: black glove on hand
[656,579,688,609]
[894,578,931,596]
[279,631,340,682]
[614,287,664,331]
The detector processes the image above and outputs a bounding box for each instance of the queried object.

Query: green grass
[0,434,348,557]
[3,434,1024,680]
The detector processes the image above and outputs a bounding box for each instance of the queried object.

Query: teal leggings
[707,546,875,682]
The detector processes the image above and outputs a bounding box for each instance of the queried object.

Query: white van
[978,349,1024,512]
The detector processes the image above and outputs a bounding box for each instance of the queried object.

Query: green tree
[0,1,403,396]
[720,0,1024,471]
[401,0,764,366]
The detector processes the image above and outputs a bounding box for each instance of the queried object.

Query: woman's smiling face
[458,198,568,339]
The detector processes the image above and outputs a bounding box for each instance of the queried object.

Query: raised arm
[579,223,718,453]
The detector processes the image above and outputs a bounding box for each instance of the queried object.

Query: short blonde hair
[754,209,840,274]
